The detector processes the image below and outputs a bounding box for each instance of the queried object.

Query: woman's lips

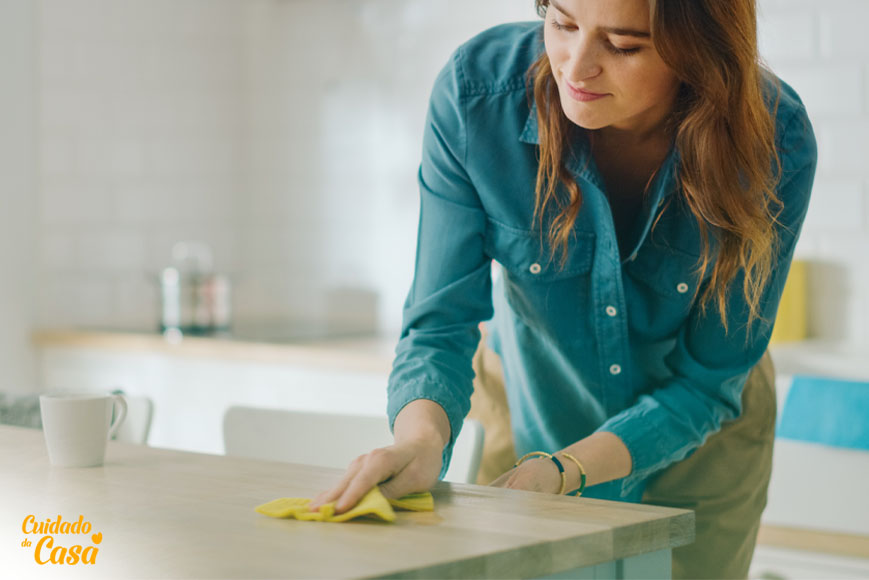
[565,82,609,102]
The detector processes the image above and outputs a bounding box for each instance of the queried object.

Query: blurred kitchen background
[1,0,867,577]
[1,0,868,383]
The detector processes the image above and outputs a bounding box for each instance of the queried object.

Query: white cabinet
[35,332,393,455]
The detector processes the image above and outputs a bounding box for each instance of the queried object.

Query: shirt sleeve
[597,103,819,497]
[386,48,494,479]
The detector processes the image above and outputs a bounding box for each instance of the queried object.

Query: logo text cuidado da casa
[20,515,102,565]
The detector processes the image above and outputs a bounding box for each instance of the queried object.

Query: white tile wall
[758,0,869,347]
[37,0,245,331]
[31,0,869,346]
[0,0,38,390]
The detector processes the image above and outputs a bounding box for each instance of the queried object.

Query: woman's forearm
[557,431,633,490]
[392,400,631,490]
[393,399,451,449]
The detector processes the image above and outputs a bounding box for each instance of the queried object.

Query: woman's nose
[566,37,602,80]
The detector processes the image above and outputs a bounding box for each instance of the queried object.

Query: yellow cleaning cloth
[385,491,434,512]
[255,487,434,523]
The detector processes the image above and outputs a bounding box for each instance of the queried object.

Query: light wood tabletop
[0,425,693,579]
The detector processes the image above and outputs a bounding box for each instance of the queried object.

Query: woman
[310,0,817,577]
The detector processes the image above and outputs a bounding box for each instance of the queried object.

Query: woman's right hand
[307,436,444,514]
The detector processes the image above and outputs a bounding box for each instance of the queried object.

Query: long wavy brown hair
[531,0,782,335]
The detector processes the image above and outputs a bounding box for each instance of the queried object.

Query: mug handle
[108,394,128,440]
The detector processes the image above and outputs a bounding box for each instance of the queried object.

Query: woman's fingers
[334,449,399,513]
[308,439,442,515]
[308,456,365,511]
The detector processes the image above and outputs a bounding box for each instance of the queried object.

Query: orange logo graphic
[20,515,102,565]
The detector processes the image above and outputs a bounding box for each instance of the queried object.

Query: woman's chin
[564,113,607,131]
[559,101,608,130]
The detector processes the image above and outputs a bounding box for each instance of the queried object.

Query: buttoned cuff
[387,379,468,480]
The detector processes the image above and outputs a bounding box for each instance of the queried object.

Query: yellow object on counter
[387,491,434,512]
[770,259,808,344]
[255,487,434,523]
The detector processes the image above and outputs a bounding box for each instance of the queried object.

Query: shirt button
[605,305,617,317]
[676,282,689,294]
[609,364,622,375]
[529,263,542,274]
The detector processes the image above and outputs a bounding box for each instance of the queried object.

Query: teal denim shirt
[386,22,818,502]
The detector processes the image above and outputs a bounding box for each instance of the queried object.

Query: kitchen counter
[32,330,869,379]
[31,328,399,455]
[0,425,693,579]
[32,328,397,374]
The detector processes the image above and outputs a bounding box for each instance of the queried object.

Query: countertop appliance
[159,241,231,337]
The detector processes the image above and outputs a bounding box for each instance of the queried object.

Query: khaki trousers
[467,337,776,580]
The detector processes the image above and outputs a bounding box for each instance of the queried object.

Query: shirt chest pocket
[484,220,595,281]
[485,220,595,342]
[624,243,707,337]
[625,243,704,299]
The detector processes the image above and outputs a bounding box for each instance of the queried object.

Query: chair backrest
[0,392,42,429]
[223,406,484,484]
[111,395,154,445]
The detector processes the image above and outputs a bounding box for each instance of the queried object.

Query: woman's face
[543,0,681,137]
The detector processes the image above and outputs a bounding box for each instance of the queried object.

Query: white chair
[111,394,154,445]
[222,406,485,484]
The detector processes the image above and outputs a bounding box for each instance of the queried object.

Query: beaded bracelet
[557,452,587,497]
[514,451,566,495]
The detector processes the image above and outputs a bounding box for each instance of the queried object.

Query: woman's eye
[551,19,575,32]
[605,43,642,56]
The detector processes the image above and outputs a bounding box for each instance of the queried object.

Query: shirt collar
[519,101,680,203]
[519,101,605,191]
[519,101,540,145]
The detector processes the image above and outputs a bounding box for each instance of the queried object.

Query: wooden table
[0,425,693,579]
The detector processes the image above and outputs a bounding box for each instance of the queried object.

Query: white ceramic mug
[39,393,128,467]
